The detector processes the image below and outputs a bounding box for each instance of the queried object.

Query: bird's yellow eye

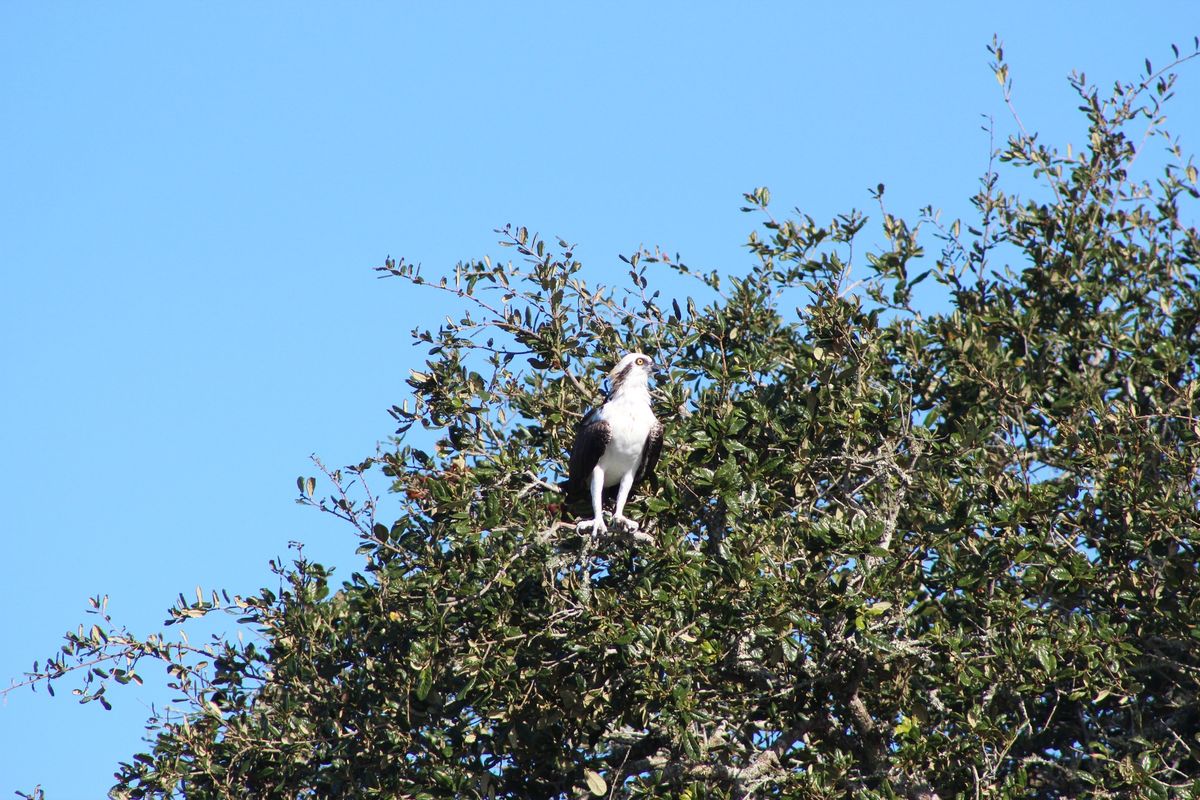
[636,357,646,365]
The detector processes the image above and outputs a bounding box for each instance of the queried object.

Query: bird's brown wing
[633,420,664,487]
[566,409,610,505]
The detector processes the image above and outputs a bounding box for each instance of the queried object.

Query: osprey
[566,352,664,534]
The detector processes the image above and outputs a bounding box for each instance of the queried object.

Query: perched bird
[566,353,664,534]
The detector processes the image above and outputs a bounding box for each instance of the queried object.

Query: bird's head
[608,352,658,393]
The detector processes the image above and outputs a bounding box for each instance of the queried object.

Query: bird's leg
[576,465,607,534]
[611,471,638,532]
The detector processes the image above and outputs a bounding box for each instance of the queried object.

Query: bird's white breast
[596,395,656,486]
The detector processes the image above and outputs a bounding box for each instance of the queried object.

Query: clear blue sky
[2,4,1196,796]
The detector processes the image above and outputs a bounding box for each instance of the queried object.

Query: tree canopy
[11,41,1200,799]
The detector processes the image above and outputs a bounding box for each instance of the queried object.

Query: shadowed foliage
[10,41,1200,799]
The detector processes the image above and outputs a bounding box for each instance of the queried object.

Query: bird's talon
[577,518,606,535]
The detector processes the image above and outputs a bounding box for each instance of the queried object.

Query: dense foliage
[11,42,1200,799]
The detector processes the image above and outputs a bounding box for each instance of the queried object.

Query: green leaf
[415,668,432,701]
[1031,640,1057,673]
[584,769,607,796]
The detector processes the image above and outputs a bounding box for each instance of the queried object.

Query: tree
[10,40,1200,799]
